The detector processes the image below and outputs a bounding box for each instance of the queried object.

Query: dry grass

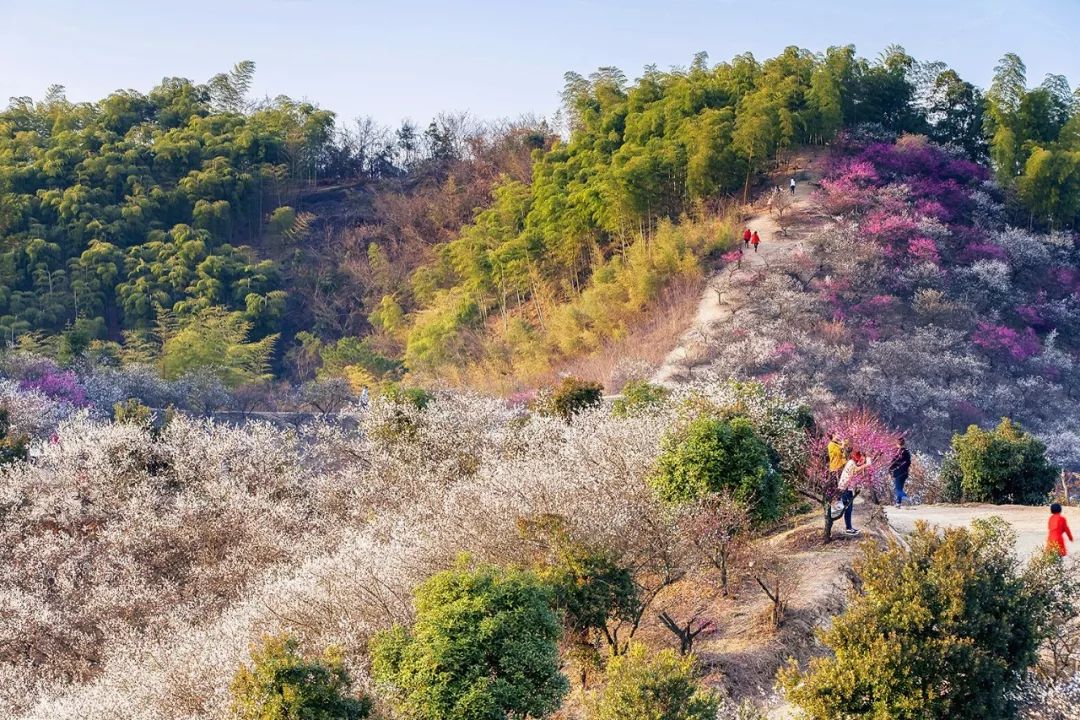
[552,277,708,392]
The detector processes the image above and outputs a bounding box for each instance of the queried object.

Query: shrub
[650,414,780,522]
[521,514,639,666]
[230,634,371,720]
[942,418,1059,504]
[612,379,670,417]
[113,398,153,425]
[0,407,28,465]
[538,376,603,421]
[371,560,567,720]
[589,643,720,720]
[781,519,1051,719]
[380,383,433,410]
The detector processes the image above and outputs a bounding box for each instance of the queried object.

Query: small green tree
[941,418,1059,504]
[650,414,780,522]
[371,560,568,720]
[0,408,28,466]
[113,398,153,425]
[230,634,371,720]
[612,379,669,417]
[780,519,1051,719]
[520,514,640,678]
[589,643,720,720]
[538,376,603,421]
[160,306,277,387]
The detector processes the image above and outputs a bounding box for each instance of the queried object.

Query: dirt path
[653,155,822,385]
[887,502,1078,558]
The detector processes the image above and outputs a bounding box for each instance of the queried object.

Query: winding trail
[653,154,823,385]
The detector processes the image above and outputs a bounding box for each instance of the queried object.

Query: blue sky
[2,0,1078,128]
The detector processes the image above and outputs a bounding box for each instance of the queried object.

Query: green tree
[941,418,1059,504]
[159,306,277,386]
[371,561,568,720]
[231,634,371,720]
[589,644,720,720]
[781,519,1052,720]
[650,414,780,522]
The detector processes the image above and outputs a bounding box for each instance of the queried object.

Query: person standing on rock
[743,227,751,248]
[889,437,911,509]
[1047,503,1073,557]
[789,177,796,195]
[751,230,760,252]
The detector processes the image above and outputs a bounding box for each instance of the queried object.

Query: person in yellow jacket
[827,434,846,479]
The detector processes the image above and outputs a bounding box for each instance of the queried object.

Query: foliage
[538,376,604,421]
[0,407,29,464]
[612,379,670,417]
[521,514,639,666]
[781,519,1053,719]
[370,560,567,720]
[941,418,1059,504]
[230,634,371,720]
[588,643,720,720]
[112,398,153,425]
[651,412,780,522]
[159,306,277,387]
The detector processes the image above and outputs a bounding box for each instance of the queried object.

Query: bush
[0,407,28,465]
[612,379,669,417]
[522,514,639,664]
[589,643,720,720]
[113,398,153,425]
[538,376,603,421]
[371,560,567,720]
[942,418,1059,504]
[230,634,371,720]
[380,383,433,410]
[650,414,781,522]
[781,519,1052,719]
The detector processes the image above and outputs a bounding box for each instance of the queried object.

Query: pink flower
[907,236,940,264]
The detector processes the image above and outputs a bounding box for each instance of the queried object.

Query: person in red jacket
[742,227,751,248]
[1047,503,1073,557]
[751,231,761,252]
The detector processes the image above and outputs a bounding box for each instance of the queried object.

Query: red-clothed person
[751,231,761,252]
[1048,503,1073,557]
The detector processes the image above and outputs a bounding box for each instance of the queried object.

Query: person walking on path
[751,230,760,252]
[789,177,796,195]
[1047,503,1073,556]
[889,437,911,508]
[742,227,751,248]
[838,450,872,536]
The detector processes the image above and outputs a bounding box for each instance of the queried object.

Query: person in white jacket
[837,450,872,535]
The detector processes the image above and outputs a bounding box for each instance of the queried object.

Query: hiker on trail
[889,437,911,509]
[742,227,751,248]
[789,177,796,195]
[837,450,872,536]
[359,386,370,408]
[751,231,761,252]
[1047,503,1073,557]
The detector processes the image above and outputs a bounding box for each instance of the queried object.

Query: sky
[2,0,1079,129]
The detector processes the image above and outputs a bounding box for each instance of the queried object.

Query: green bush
[941,418,1059,504]
[538,376,604,421]
[780,519,1051,719]
[650,414,780,522]
[371,560,568,720]
[612,379,670,417]
[230,634,371,720]
[589,643,720,720]
[521,514,639,664]
[0,408,28,466]
[380,383,434,410]
[113,398,153,425]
